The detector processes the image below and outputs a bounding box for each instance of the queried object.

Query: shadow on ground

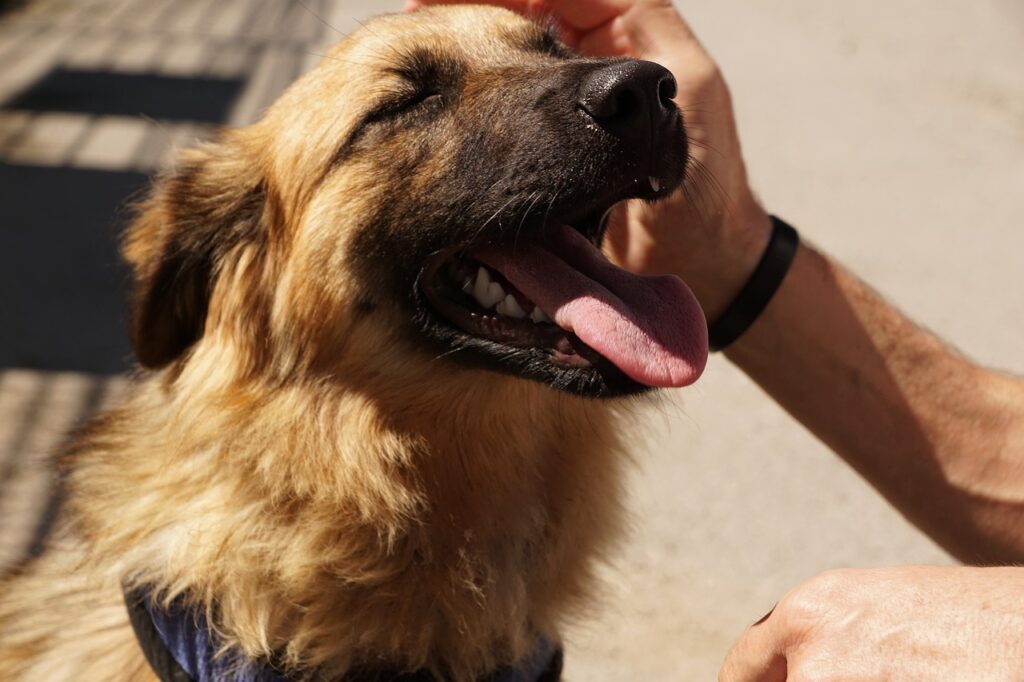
[1,68,245,373]
[0,164,147,374]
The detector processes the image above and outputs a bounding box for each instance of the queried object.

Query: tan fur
[0,7,637,681]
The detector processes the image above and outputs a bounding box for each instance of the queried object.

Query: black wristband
[707,215,799,352]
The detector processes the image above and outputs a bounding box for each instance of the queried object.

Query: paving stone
[119,0,177,32]
[90,0,142,30]
[0,370,128,574]
[228,45,299,125]
[61,30,120,70]
[4,111,92,166]
[52,0,110,29]
[283,0,328,43]
[0,370,46,473]
[0,22,44,67]
[0,110,33,154]
[157,37,209,76]
[0,25,80,105]
[206,42,253,78]
[246,0,291,41]
[166,0,220,35]
[206,0,261,40]
[0,372,93,570]
[109,34,165,72]
[72,114,150,170]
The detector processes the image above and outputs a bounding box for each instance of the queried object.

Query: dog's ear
[124,135,266,369]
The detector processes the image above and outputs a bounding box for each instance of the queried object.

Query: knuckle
[800,568,855,601]
[777,570,854,629]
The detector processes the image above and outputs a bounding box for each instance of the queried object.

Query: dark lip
[410,200,646,397]
[408,171,684,398]
[419,248,563,346]
[411,289,645,398]
[419,247,610,368]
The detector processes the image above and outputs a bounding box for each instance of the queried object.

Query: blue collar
[124,587,563,682]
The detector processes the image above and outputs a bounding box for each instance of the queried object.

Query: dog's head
[125,6,708,398]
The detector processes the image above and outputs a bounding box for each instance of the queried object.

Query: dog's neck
[72,348,627,679]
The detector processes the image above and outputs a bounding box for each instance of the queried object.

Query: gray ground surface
[2,1,1022,679]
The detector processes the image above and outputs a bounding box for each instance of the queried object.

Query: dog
[0,6,707,680]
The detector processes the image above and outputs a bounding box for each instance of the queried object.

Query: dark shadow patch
[3,68,245,123]
[0,0,28,14]
[0,163,148,374]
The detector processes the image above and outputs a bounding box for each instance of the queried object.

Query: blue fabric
[138,591,558,682]
[486,638,558,682]
[143,595,286,682]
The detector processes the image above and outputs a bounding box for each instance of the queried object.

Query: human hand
[720,566,1024,681]
[405,0,772,320]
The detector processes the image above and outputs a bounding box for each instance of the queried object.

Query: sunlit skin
[408,1,1024,680]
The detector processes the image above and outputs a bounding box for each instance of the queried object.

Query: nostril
[580,77,640,122]
[607,88,639,121]
[658,75,677,109]
[578,60,678,142]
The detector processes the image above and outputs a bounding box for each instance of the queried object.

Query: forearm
[721,231,1024,563]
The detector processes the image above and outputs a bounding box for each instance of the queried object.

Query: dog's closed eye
[374,87,446,120]
[530,28,575,60]
[330,51,459,166]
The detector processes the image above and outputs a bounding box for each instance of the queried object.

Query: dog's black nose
[578,60,678,149]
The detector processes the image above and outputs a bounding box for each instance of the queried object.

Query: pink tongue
[476,225,708,388]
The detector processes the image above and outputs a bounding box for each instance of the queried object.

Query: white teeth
[530,306,551,324]
[473,267,506,308]
[486,282,505,306]
[496,294,527,319]
[473,267,492,306]
[649,176,661,193]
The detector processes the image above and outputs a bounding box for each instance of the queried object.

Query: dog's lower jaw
[49,352,629,680]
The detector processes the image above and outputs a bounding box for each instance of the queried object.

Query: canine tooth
[649,176,661,193]
[471,266,507,308]
[530,306,551,324]
[473,267,492,307]
[497,294,527,319]
[485,282,506,308]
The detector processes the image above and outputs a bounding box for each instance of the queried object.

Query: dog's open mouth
[419,209,708,396]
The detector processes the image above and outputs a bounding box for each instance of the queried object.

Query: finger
[406,0,543,14]
[577,3,707,62]
[405,0,581,45]
[406,0,623,32]
[405,0,710,65]
[719,614,788,682]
